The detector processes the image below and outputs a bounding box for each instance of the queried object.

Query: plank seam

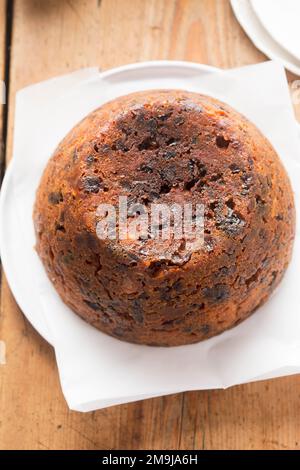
[0,0,13,186]
[0,0,13,293]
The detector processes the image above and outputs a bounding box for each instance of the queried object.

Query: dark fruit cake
[33,90,295,346]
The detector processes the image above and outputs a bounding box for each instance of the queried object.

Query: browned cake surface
[33,90,295,346]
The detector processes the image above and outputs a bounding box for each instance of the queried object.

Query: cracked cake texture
[33,90,295,346]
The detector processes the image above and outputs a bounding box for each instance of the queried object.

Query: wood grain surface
[0,0,6,178]
[0,0,300,450]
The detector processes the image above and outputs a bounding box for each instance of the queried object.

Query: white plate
[231,0,300,76]
[0,61,217,345]
[251,0,300,62]
[3,60,300,411]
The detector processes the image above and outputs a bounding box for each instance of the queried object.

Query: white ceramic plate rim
[231,0,300,76]
[250,0,300,63]
[0,60,218,345]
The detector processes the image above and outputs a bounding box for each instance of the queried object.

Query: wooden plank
[0,0,6,178]
[0,0,7,373]
[0,0,299,450]
[0,0,7,377]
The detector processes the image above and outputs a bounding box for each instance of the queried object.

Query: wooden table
[0,0,299,450]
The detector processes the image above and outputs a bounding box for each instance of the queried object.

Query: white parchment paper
[8,61,300,411]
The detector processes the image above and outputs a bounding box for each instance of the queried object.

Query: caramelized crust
[33,90,295,346]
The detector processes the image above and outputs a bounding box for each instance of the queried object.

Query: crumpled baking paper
[9,61,300,411]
